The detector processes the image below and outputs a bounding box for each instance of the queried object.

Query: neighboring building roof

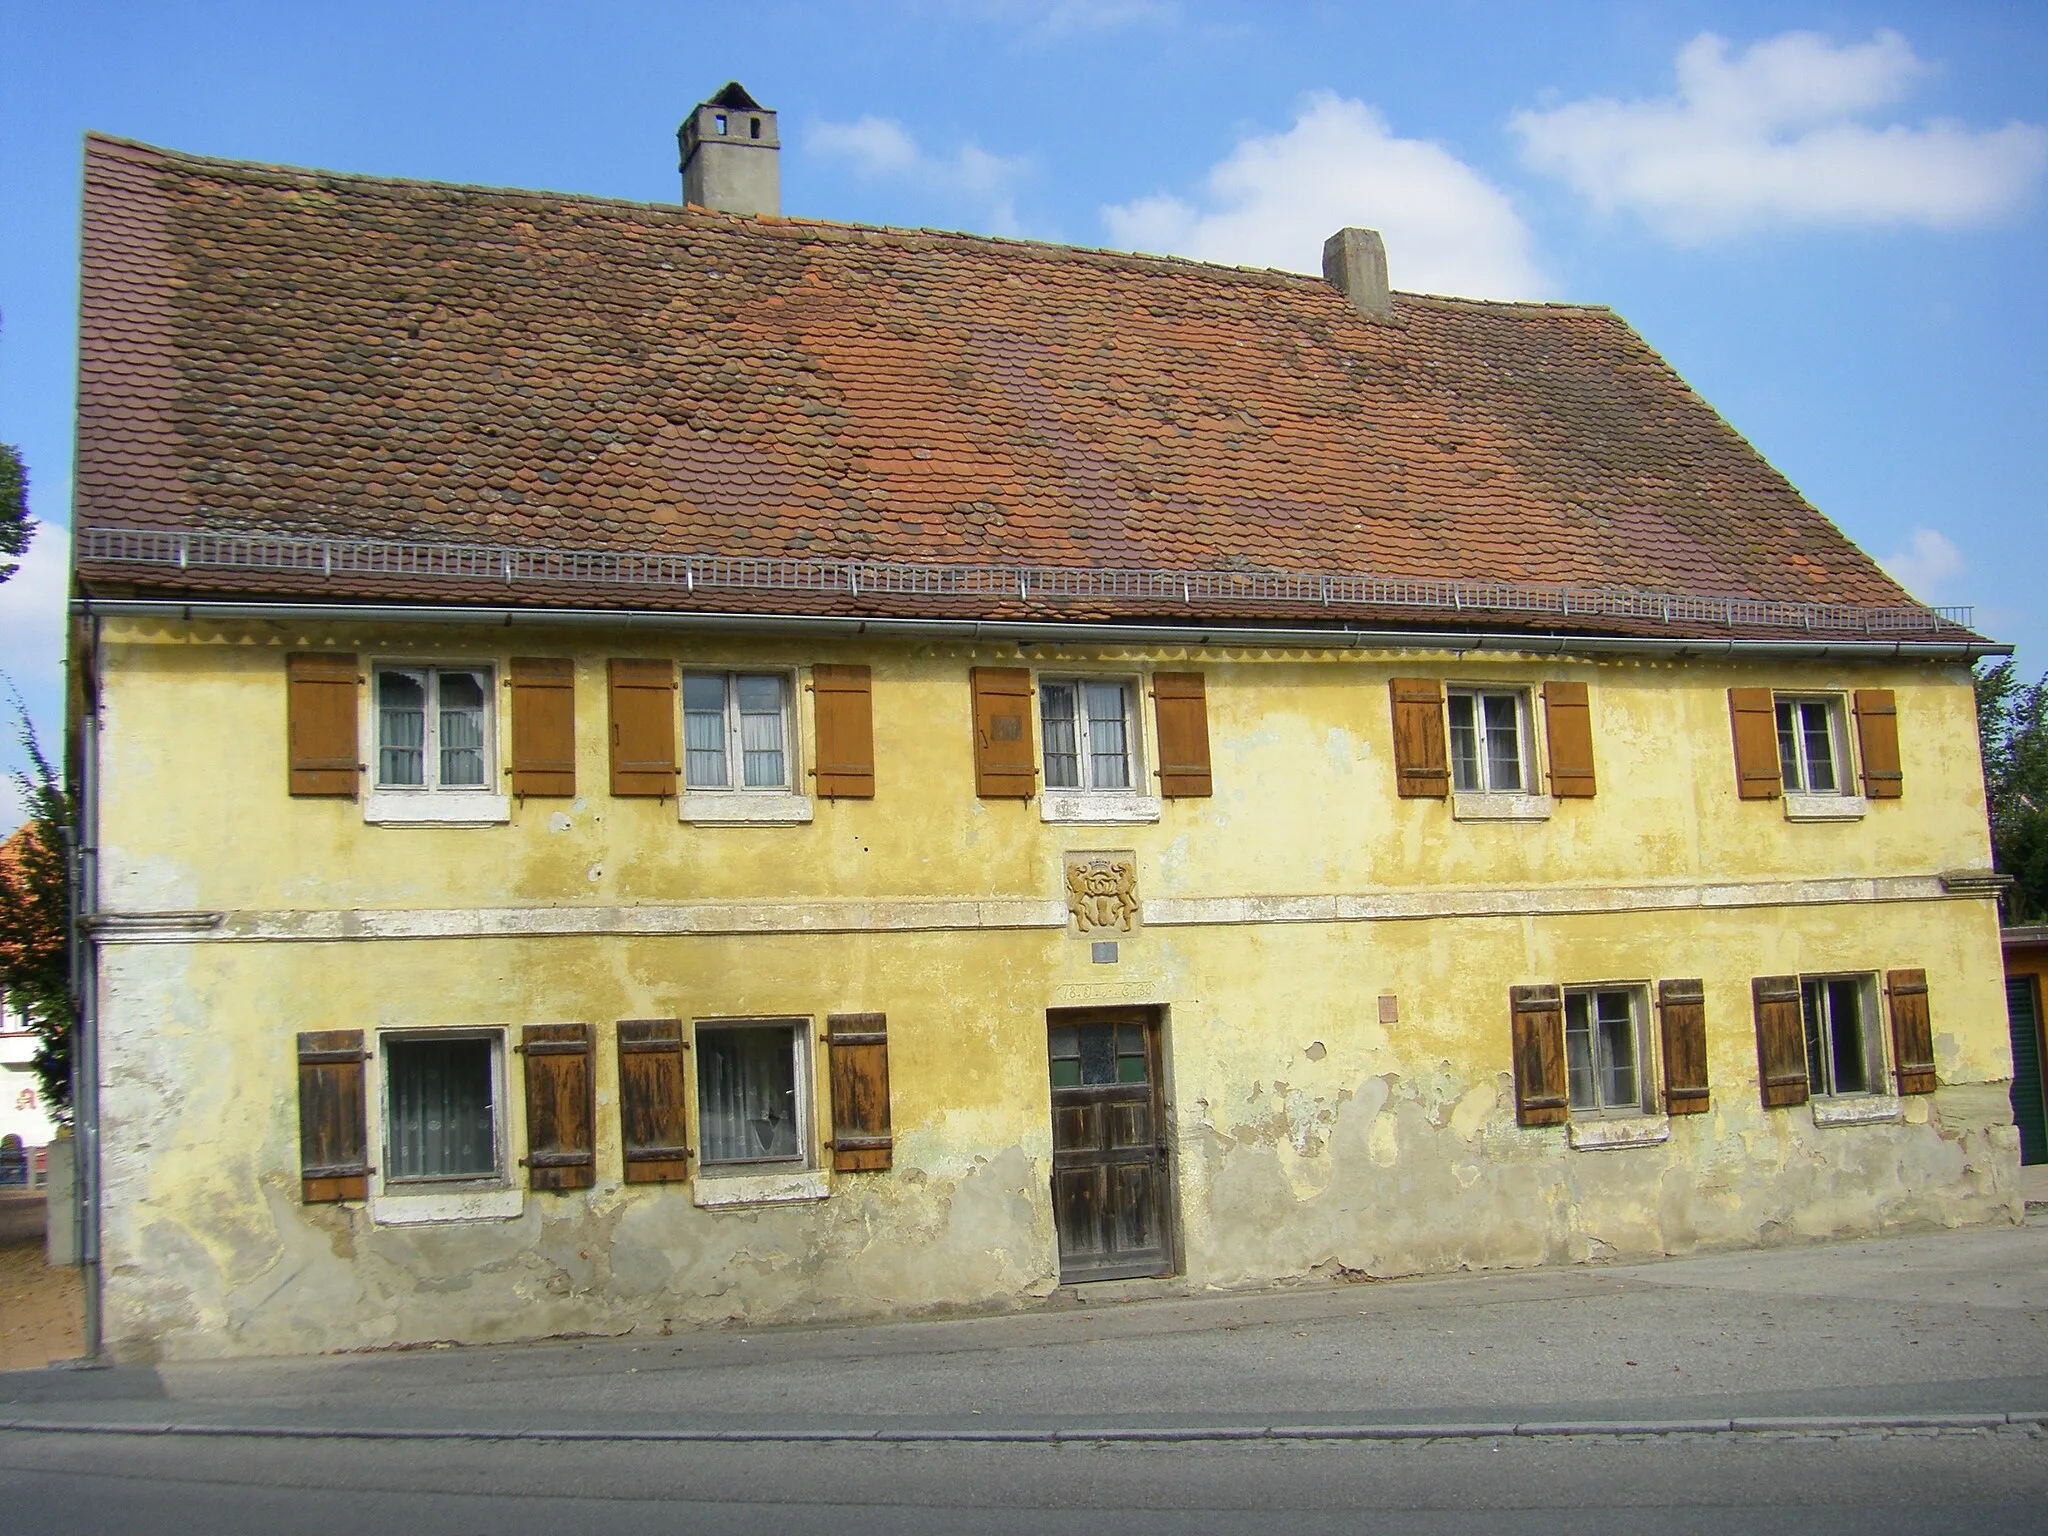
[71,134,1971,641]
[2005,926,2048,953]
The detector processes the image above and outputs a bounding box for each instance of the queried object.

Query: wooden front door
[1048,1009,1174,1282]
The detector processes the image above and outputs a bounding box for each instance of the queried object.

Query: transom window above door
[375,666,493,791]
[1447,687,1531,794]
[684,673,793,791]
[1040,679,1138,791]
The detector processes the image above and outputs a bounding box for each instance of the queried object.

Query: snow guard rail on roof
[76,525,1975,637]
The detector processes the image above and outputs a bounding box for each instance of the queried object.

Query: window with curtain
[1776,697,1848,795]
[383,1034,501,1183]
[1447,688,1530,794]
[695,1021,806,1168]
[1039,678,1137,791]
[683,673,791,790]
[375,666,492,791]
[1564,987,1649,1116]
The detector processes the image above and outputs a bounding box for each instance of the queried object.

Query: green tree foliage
[0,441,29,584]
[0,693,72,1116]
[1977,659,2048,925]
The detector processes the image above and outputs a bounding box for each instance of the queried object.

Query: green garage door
[2009,975,2047,1166]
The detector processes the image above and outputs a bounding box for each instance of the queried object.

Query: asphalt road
[3,1217,2046,1532]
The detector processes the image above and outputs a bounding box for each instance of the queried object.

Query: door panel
[1048,1009,1174,1282]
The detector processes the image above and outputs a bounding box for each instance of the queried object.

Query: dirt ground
[1,1204,83,1370]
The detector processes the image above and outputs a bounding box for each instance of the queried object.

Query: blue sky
[2,0,2044,827]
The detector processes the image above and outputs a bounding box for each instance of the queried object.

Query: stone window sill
[1784,793,1868,823]
[1451,792,1553,823]
[691,1167,830,1208]
[364,790,511,827]
[1040,791,1162,825]
[679,791,814,825]
[1811,1094,1901,1128]
[370,1186,524,1225]
[1568,1115,1671,1151]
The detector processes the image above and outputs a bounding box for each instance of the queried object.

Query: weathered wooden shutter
[1752,975,1808,1108]
[1542,681,1597,798]
[1658,978,1710,1115]
[297,1029,369,1203]
[1510,985,1568,1127]
[1389,678,1449,799]
[1152,673,1213,798]
[508,658,576,797]
[811,664,875,799]
[827,1013,893,1172]
[608,659,677,797]
[287,652,360,798]
[1886,969,1937,1095]
[971,667,1036,799]
[520,1023,595,1191]
[1728,688,1783,800]
[1854,690,1903,800]
[616,1018,690,1183]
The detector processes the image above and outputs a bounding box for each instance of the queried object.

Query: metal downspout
[73,612,104,1363]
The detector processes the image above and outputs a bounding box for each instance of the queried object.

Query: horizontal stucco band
[84,873,1973,944]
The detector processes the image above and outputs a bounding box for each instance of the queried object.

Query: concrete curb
[0,1411,2040,1445]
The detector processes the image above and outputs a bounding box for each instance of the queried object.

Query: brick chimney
[1322,228,1392,320]
[679,82,780,216]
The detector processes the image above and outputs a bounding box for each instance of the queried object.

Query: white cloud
[1099,93,1546,300]
[1511,30,2048,242]
[808,116,1034,234]
[1881,526,1968,602]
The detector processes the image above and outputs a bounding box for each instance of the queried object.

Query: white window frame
[1800,973,1895,1116]
[368,1027,522,1226]
[689,1016,827,1207]
[679,670,814,826]
[1776,693,1868,822]
[1037,674,1161,826]
[363,661,510,826]
[1446,685,1552,823]
[1562,985,1656,1118]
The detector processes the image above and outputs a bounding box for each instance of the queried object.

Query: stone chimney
[679,82,780,215]
[1322,228,1392,320]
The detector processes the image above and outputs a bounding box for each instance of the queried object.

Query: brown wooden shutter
[608,659,677,797]
[827,1013,893,1172]
[297,1030,369,1203]
[1152,673,1213,798]
[1510,985,1568,1127]
[971,667,1036,799]
[1729,688,1783,800]
[520,1023,595,1191]
[811,664,875,799]
[1752,975,1808,1108]
[617,1018,690,1183]
[1658,979,1710,1115]
[1854,690,1903,800]
[1886,969,1937,1095]
[287,652,360,798]
[509,657,577,797]
[1389,678,1449,799]
[1542,681,1597,798]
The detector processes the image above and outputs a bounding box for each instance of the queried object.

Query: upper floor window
[1777,696,1851,795]
[1040,679,1137,791]
[375,667,492,791]
[683,673,792,791]
[1447,687,1530,795]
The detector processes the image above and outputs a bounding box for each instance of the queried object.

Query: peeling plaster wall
[88,619,2019,1361]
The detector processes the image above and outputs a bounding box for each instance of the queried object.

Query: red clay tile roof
[72,134,1949,639]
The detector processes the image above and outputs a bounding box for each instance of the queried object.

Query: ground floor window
[1564,986,1649,1115]
[383,1033,502,1184]
[696,1020,808,1170]
[1802,974,1882,1097]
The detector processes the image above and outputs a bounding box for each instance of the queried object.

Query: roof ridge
[80,132,1607,313]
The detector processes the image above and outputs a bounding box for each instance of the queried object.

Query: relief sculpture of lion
[1066,856,1138,934]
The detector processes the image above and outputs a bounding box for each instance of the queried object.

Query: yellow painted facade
[87,614,2020,1360]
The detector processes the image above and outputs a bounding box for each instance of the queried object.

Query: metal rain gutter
[70,596,2013,662]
